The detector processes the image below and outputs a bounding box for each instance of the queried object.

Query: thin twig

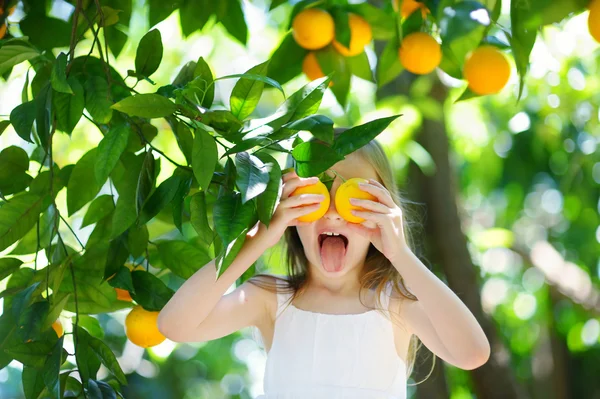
[59,214,85,251]
[66,0,83,75]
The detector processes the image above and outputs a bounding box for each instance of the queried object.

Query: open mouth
[318,232,348,273]
[318,232,349,249]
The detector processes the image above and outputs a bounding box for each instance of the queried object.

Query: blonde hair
[249,128,435,383]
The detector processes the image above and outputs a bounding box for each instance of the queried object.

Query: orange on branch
[125,305,166,348]
[589,0,600,43]
[463,45,511,95]
[332,13,372,56]
[335,178,378,224]
[0,24,6,39]
[394,0,430,19]
[302,52,334,86]
[109,263,146,302]
[52,320,64,338]
[292,8,335,50]
[290,180,331,222]
[398,32,441,75]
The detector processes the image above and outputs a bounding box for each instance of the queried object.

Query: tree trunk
[395,76,528,399]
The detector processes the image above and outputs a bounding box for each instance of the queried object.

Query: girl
[157,131,491,399]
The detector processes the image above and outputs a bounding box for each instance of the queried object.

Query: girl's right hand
[256,170,325,248]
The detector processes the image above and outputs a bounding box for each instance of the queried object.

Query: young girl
[157,132,491,398]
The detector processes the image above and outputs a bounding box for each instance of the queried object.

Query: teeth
[323,232,339,236]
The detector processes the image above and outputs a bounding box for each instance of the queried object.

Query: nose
[323,181,342,220]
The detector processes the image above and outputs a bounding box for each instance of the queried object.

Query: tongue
[320,236,346,272]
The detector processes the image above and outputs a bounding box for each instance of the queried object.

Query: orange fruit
[302,52,334,86]
[393,0,430,19]
[292,8,335,50]
[398,32,441,75]
[52,320,64,338]
[332,13,372,56]
[290,180,330,222]
[335,178,378,224]
[463,45,511,95]
[0,24,6,40]
[125,305,166,348]
[589,0,600,43]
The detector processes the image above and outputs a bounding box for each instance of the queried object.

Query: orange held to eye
[335,178,378,224]
[290,180,331,222]
[332,13,372,57]
[125,305,166,348]
[292,8,335,50]
[398,32,442,75]
[463,45,511,95]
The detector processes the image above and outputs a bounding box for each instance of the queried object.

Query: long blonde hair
[248,128,435,382]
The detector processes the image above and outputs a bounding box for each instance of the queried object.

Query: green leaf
[138,174,185,224]
[23,365,46,399]
[213,191,256,244]
[347,2,396,40]
[111,94,177,118]
[347,51,374,82]
[67,149,102,216]
[255,153,282,228]
[190,192,214,248]
[136,152,157,214]
[0,258,23,281]
[511,0,537,100]
[219,0,247,45]
[276,76,331,123]
[230,61,270,120]
[169,119,194,165]
[292,141,344,177]
[130,270,174,311]
[50,53,73,94]
[194,57,215,108]
[42,336,63,398]
[95,125,130,185]
[81,195,115,228]
[0,44,41,75]
[216,229,247,278]
[76,315,104,340]
[0,120,10,136]
[192,127,217,191]
[9,101,36,143]
[235,152,270,203]
[127,224,149,258]
[84,77,113,124]
[135,29,163,78]
[0,193,48,252]
[157,241,212,279]
[332,115,400,157]
[266,32,306,86]
[0,146,30,191]
[111,195,137,239]
[283,114,334,144]
[54,77,85,135]
[11,204,57,255]
[148,0,181,26]
[332,7,351,48]
[87,335,127,385]
[6,341,55,368]
[74,326,101,385]
[41,292,70,331]
[20,14,71,50]
[180,0,214,37]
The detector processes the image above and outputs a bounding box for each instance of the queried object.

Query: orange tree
[0,1,400,398]
[0,0,598,398]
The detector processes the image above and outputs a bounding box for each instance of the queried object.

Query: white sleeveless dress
[256,283,408,399]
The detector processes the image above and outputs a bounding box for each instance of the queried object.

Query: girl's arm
[392,247,491,370]
[157,172,324,343]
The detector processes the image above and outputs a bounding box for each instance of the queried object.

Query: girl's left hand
[345,179,409,262]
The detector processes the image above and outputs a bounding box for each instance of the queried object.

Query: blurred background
[0,0,599,398]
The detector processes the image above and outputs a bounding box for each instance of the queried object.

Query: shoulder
[243,273,289,324]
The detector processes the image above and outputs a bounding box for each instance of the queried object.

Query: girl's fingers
[358,182,395,208]
[281,176,320,198]
[282,169,298,183]
[281,193,324,208]
[288,203,322,219]
[349,198,390,214]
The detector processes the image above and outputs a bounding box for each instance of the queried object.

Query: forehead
[326,152,379,181]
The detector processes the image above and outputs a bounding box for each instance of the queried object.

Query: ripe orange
[52,320,64,338]
[589,0,600,43]
[463,45,511,95]
[332,13,372,56]
[290,180,330,222]
[393,0,430,19]
[125,305,166,348]
[292,8,335,50]
[398,32,441,75]
[109,263,146,302]
[335,178,378,224]
[0,24,6,40]
[302,52,334,86]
